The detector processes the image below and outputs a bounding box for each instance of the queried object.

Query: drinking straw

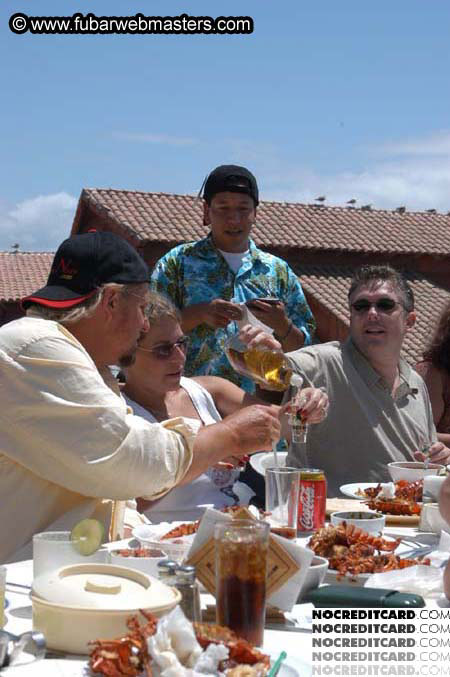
[268,650,287,676]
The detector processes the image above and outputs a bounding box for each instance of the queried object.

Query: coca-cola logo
[300,485,314,530]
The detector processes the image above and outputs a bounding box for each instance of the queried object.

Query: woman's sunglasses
[138,336,189,359]
[351,298,402,314]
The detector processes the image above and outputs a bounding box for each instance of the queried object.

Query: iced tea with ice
[214,520,270,646]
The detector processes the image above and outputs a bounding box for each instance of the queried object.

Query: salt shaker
[157,559,178,582]
[174,565,201,622]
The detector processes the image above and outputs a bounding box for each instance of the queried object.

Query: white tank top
[125,377,253,522]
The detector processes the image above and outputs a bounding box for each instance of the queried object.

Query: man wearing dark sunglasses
[242,264,450,496]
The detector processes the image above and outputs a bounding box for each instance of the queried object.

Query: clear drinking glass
[32,531,107,579]
[265,467,300,540]
[214,519,270,646]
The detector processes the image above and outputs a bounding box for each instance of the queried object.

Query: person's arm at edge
[416,362,450,446]
[179,403,281,484]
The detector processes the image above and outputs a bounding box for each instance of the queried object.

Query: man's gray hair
[26,283,139,324]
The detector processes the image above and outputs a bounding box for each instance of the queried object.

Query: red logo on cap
[55,257,78,280]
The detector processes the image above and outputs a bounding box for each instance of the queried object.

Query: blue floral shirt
[150,234,315,392]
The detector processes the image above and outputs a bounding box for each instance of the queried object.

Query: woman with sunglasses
[121,292,327,523]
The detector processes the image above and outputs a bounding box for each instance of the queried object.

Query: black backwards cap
[201,164,259,205]
[22,231,149,309]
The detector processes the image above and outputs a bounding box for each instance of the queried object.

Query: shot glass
[0,566,6,628]
[32,531,107,579]
[215,519,270,647]
[265,467,300,540]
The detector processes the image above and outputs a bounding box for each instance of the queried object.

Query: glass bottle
[174,565,201,622]
[225,335,303,391]
[225,335,308,443]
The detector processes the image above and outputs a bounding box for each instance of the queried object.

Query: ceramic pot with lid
[31,562,181,654]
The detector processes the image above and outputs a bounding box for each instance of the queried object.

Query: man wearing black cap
[0,231,281,562]
[151,164,315,392]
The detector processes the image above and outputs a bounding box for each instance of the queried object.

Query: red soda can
[297,468,327,533]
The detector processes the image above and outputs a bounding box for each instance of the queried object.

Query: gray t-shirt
[285,339,437,497]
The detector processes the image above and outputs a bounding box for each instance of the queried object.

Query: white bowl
[330,510,385,535]
[419,503,450,534]
[249,451,288,476]
[109,546,168,577]
[298,555,328,599]
[132,523,195,563]
[387,461,444,483]
[423,475,446,502]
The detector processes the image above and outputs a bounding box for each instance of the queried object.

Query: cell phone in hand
[246,297,280,307]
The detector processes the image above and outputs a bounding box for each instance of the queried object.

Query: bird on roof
[395,206,406,214]
[315,196,326,202]
[11,243,20,252]
[361,204,372,211]
[346,199,357,205]
[426,208,436,214]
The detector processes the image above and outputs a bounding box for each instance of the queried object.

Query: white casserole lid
[32,563,180,611]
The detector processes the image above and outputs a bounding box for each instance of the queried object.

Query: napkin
[267,533,313,611]
[365,565,443,599]
[236,304,274,334]
[363,530,450,599]
[187,508,314,612]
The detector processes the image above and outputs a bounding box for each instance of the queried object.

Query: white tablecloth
[3,556,312,676]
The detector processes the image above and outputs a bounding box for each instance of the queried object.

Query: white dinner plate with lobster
[325,568,371,586]
[2,654,306,676]
[249,451,288,476]
[340,482,379,500]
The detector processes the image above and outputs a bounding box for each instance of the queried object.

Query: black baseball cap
[22,231,149,309]
[202,164,259,205]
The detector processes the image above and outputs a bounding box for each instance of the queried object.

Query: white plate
[3,654,304,676]
[269,654,305,676]
[249,451,288,476]
[132,521,196,543]
[3,656,86,675]
[340,482,380,500]
[325,568,371,586]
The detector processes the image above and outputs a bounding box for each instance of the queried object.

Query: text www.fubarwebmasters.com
[9,12,254,36]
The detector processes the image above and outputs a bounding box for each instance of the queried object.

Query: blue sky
[1,0,450,250]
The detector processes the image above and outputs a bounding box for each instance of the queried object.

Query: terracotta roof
[0,249,446,367]
[295,263,450,365]
[75,188,450,257]
[0,252,53,302]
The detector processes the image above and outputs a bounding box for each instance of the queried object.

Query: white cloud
[265,132,450,213]
[114,132,198,147]
[0,192,77,251]
[379,131,450,157]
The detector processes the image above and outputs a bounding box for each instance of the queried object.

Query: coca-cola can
[297,468,327,533]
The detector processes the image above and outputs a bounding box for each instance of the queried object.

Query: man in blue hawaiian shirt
[150,164,316,392]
